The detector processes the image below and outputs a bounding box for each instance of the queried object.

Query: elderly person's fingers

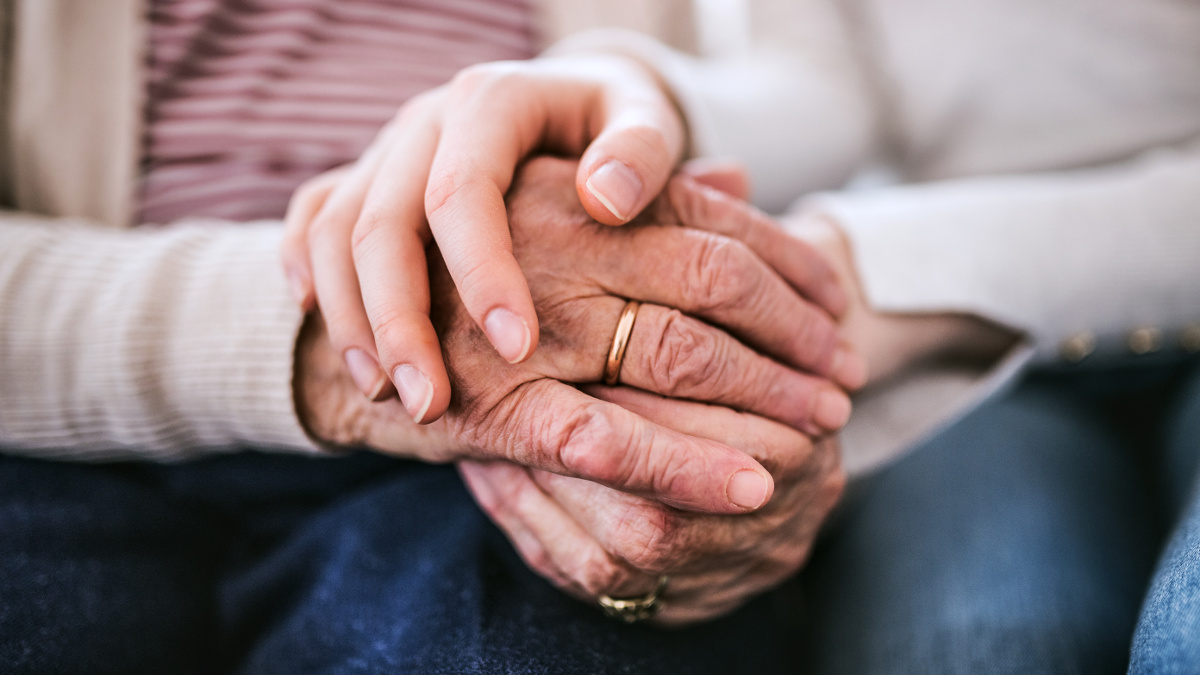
[527,388,845,623]
[502,157,863,391]
[666,173,854,330]
[533,391,836,573]
[555,299,851,435]
[456,386,843,626]
[458,460,657,601]
[589,223,859,389]
[461,459,762,625]
[348,96,452,423]
[678,157,751,201]
[304,151,403,402]
[584,384,821,481]
[470,378,774,514]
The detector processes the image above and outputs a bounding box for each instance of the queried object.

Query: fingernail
[286,270,308,307]
[831,347,869,390]
[484,308,531,363]
[726,470,770,510]
[393,364,433,424]
[585,160,643,221]
[814,390,852,430]
[344,348,388,401]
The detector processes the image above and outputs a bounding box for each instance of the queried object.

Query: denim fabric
[0,452,792,674]
[800,360,1200,675]
[2,360,1198,674]
[1129,365,1200,674]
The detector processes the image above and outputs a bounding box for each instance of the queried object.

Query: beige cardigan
[3,0,1200,472]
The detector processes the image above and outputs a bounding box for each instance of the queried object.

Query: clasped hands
[291,156,860,624]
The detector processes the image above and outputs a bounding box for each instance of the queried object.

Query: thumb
[575,98,685,225]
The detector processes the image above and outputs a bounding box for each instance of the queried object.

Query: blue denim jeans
[800,358,1200,674]
[2,359,1198,673]
[0,451,793,674]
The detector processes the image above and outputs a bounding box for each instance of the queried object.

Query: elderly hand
[296,156,861,514]
[281,53,690,419]
[459,384,845,625]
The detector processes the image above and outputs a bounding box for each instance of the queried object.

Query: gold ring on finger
[597,575,669,624]
[603,300,641,386]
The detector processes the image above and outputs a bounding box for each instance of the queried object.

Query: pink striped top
[139,0,536,224]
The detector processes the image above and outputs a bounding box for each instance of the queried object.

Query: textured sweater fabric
[0,216,314,459]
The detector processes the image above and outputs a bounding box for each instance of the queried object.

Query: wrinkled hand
[297,156,860,515]
[281,54,690,421]
[460,385,845,625]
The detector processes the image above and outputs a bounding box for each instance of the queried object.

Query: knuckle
[306,209,346,246]
[553,406,681,499]
[682,233,756,313]
[519,545,556,582]
[823,468,848,507]
[643,310,726,396]
[554,404,633,486]
[612,507,680,573]
[792,310,840,371]
[449,62,497,90]
[617,122,673,164]
[578,556,626,597]
[363,307,417,364]
[449,62,524,100]
[348,209,389,256]
[292,173,333,208]
[424,170,470,223]
[397,87,442,120]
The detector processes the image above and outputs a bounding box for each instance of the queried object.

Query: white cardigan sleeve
[550,2,1200,475]
[545,0,879,214]
[0,214,320,461]
[799,137,1200,475]
[808,136,1200,364]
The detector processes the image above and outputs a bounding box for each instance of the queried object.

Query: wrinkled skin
[461,385,845,625]
[297,157,848,620]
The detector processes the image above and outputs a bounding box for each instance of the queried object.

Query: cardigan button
[1128,327,1163,355]
[1060,332,1095,363]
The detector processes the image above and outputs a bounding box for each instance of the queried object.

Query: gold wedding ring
[598,575,669,624]
[603,300,641,386]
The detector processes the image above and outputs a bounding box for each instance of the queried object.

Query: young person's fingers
[575,66,686,225]
[422,76,556,365]
[306,159,396,401]
[351,109,451,423]
[281,167,349,311]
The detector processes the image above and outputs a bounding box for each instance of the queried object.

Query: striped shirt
[139,0,536,224]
